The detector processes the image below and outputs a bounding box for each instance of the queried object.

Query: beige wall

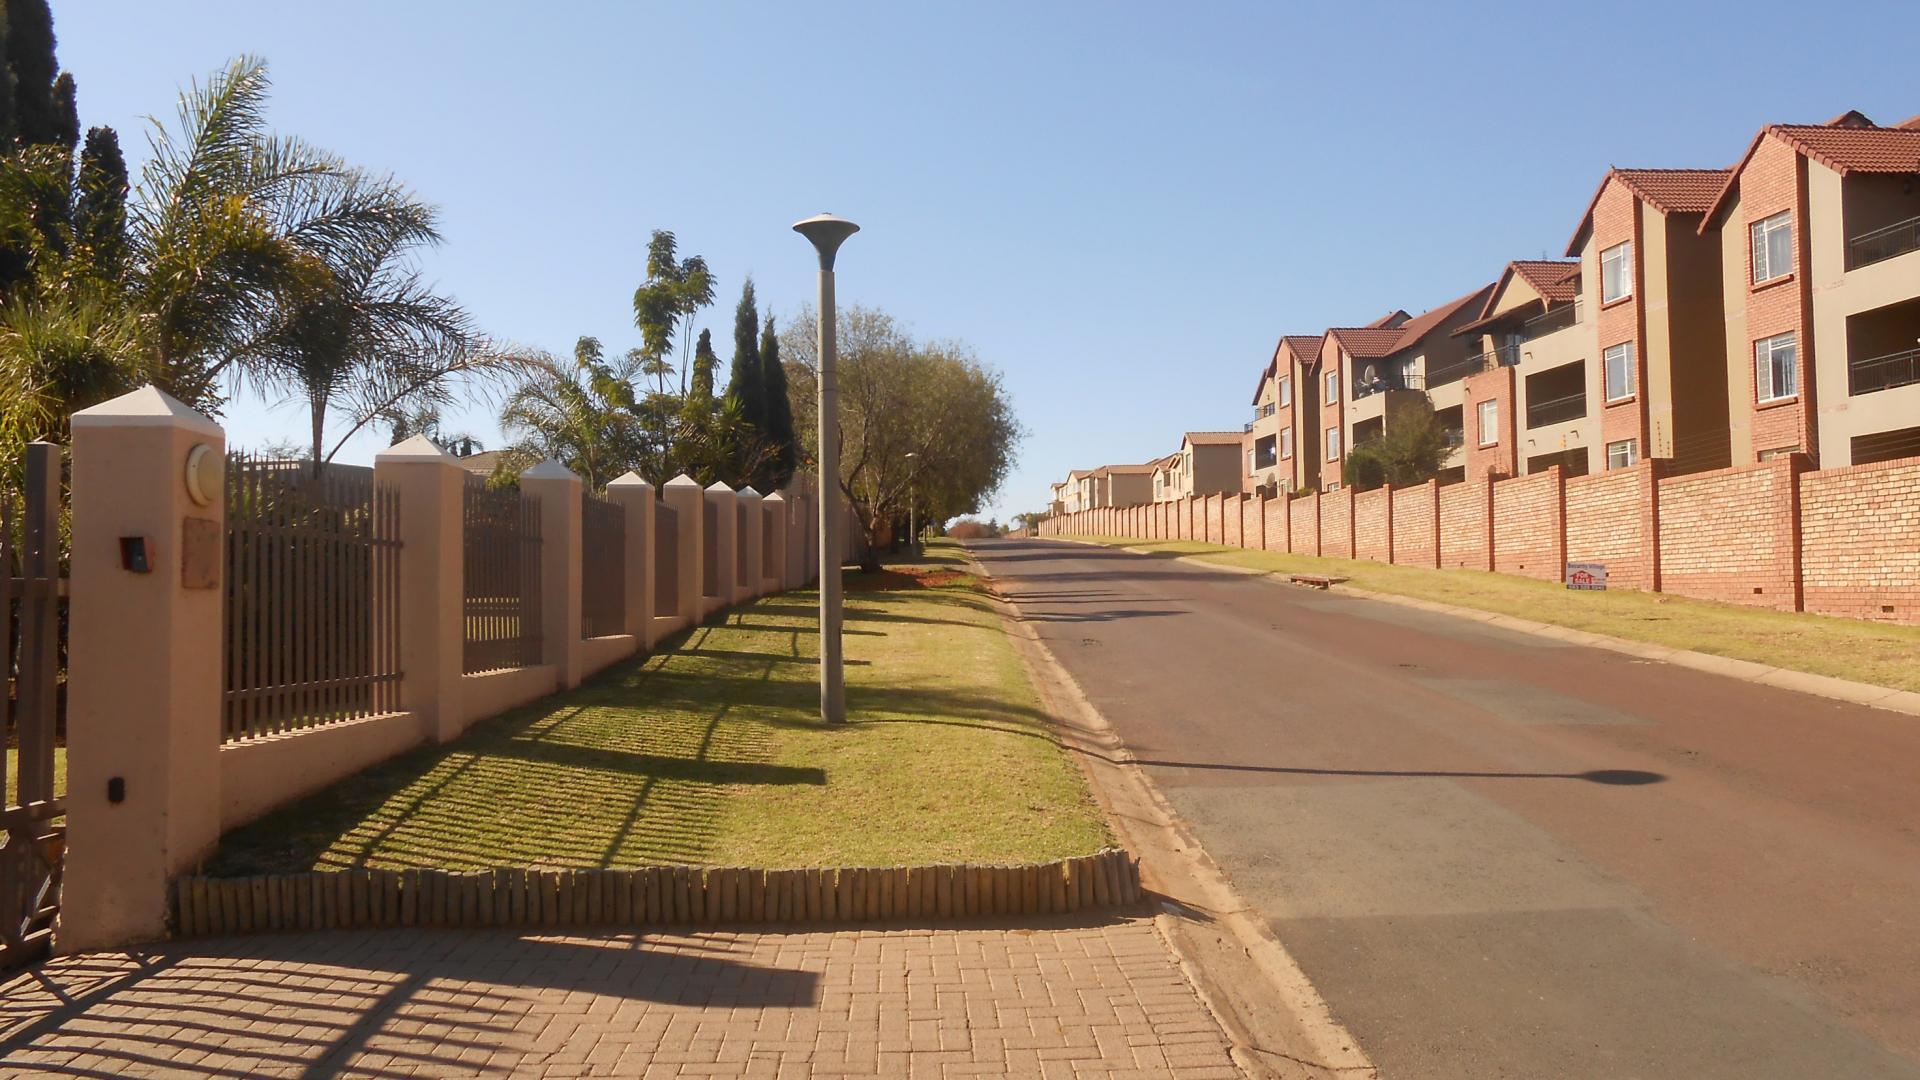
[1809,161,1920,464]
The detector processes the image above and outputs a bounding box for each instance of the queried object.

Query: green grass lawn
[210,540,1110,876]
[1062,536,1920,694]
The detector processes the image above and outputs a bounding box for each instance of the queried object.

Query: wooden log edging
[169,848,1143,938]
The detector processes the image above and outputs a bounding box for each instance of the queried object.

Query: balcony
[1526,390,1587,429]
[1847,214,1920,271]
[1522,298,1581,339]
[1850,347,1920,395]
[1353,372,1425,399]
[1463,343,1522,372]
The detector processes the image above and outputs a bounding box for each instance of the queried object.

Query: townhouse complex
[1039,109,1920,624]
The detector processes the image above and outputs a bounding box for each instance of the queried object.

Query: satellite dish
[1362,364,1378,383]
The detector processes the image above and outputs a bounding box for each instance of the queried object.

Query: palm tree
[498,338,646,490]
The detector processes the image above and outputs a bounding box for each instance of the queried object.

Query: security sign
[1565,562,1607,591]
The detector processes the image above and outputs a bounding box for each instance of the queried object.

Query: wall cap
[605,471,654,491]
[705,480,735,494]
[374,434,459,463]
[70,385,221,436]
[520,459,580,482]
[664,474,703,489]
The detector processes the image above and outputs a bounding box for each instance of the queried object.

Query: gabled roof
[1324,326,1411,359]
[1703,116,1920,230]
[1326,284,1497,357]
[1183,431,1245,447]
[1454,262,1579,335]
[1252,333,1331,403]
[1365,310,1410,329]
[1565,168,1732,254]
[1898,115,1920,132]
[1066,469,1090,480]
[1102,463,1156,475]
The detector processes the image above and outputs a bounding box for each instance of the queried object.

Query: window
[1247,449,1256,472]
[1281,428,1293,459]
[1755,333,1797,402]
[1278,375,1291,407]
[1477,399,1498,445]
[1751,211,1792,284]
[1607,439,1638,470]
[1325,370,1339,403]
[1325,427,1340,461]
[1403,356,1420,385]
[1603,342,1636,402]
[1600,241,1633,303]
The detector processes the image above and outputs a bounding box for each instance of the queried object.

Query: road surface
[971,537,1920,1080]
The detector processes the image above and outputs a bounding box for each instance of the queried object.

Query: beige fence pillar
[662,475,705,625]
[374,436,466,744]
[704,481,737,618]
[521,460,584,690]
[61,387,226,954]
[764,491,789,593]
[736,486,763,602]
[605,472,656,650]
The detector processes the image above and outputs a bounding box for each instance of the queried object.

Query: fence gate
[3,443,66,970]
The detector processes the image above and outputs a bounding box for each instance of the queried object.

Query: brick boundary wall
[1321,489,1354,559]
[1390,480,1439,568]
[1564,461,1660,592]
[1491,467,1565,582]
[1438,481,1492,570]
[1290,493,1320,555]
[1795,457,1920,622]
[1354,488,1392,563]
[1042,452,1917,624]
[1658,455,1805,610]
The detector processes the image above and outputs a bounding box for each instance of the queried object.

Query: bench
[1288,574,1348,590]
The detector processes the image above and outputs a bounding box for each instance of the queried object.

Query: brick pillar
[1481,479,1496,571]
[63,387,226,953]
[763,491,788,592]
[1252,494,1266,550]
[1646,460,1663,592]
[520,460,584,690]
[704,481,738,618]
[1382,483,1395,564]
[374,435,465,742]
[1427,479,1441,568]
[1548,466,1567,583]
[605,472,656,650]
[1784,453,1812,612]
[1279,490,1291,552]
[736,486,763,602]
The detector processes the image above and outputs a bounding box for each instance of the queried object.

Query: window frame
[1280,427,1293,459]
[1600,241,1633,304]
[1324,426,1340,462]
[1277,375,1291,407]
[1603,341,1637,403]
[1476,399,1499,446]
[1751,211,1793,285]
[1754,332,1798,404]
[1325,370,1339,404]
[1606,439,1638,470]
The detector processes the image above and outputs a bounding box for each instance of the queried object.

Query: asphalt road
[971,537,1920,1080]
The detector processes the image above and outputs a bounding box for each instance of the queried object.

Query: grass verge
[211,540,1109,876]
[1061,535,1920,694]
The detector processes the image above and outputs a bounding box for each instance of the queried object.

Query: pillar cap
[70,385,221,437]
[520,459,580,482]
[738,485,761,498]
[664,474,703,489]
[705,480,734,494]
[374,433,460,463]
[763,491,786,504]
[606,471,654,490]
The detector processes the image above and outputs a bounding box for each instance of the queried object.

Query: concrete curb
[964,543,1377,1080]
[1056,536,1920,720]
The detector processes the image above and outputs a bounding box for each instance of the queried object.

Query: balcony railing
[1353,372,1425,399]
[1848,215,1920,270]
[1464,343,1522,373]
[1443,429,1465,449]
[1850,346,1920,396]
[1522,299,1581,339]
[1526,390,1587,429]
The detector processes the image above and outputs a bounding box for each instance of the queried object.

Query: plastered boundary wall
[1038,453,1920,625]
[59,388,828,954]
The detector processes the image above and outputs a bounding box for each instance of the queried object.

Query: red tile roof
[1704,117,1920,229]
[1898,115,1920,132]
[1329,285,1496,357]
[1565,168,1732,254]
[1365,310,1410,329]
[1097,463,1157,475]
[1456,262,1579,335]
[1324,326,1411,359]
[1183,431,1246,447]
[1251,334,1322,404]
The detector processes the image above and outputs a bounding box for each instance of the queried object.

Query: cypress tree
[759,313,797,490]
[724,278,763,428]
[689,328,718,401]
[6,0,59,147]
[50,71,77,154]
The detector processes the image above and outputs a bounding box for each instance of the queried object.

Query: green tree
[1342,399,1449,491]
[5,0,59,148]
[724,277,763,429]
[49,71,75,154]
[498,336,645,490]
[71,126,126,277]
[630,229,713,395]
[688,327,717,402]
[758,312,796,491]
[783,305,1021,570]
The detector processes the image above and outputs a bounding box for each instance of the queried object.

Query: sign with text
[1565,562,1607,591]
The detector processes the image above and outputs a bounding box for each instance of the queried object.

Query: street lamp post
[793,213,859,725]
[904,451,918,559]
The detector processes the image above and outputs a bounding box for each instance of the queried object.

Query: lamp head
[793,213,860,271]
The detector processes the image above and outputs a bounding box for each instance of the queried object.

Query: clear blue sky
[58,1,1917,520]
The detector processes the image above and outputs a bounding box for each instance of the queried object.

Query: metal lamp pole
[904,451,918,558]
[793,213,859,725]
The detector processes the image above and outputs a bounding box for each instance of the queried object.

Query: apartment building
[1148,453,1182,501]
[1451,261,1594,479]
[1567,168,1734,474]
[1316,286,1492,489]
[1088,463,1155,508]
[1047,481,1068,517]
[1060,469,1091,513]
[1246,335,1322,495]
[1701,111,1920,467]
[1159,432,1244,499]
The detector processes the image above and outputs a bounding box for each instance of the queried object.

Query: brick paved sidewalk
[0,916,1240,1078]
